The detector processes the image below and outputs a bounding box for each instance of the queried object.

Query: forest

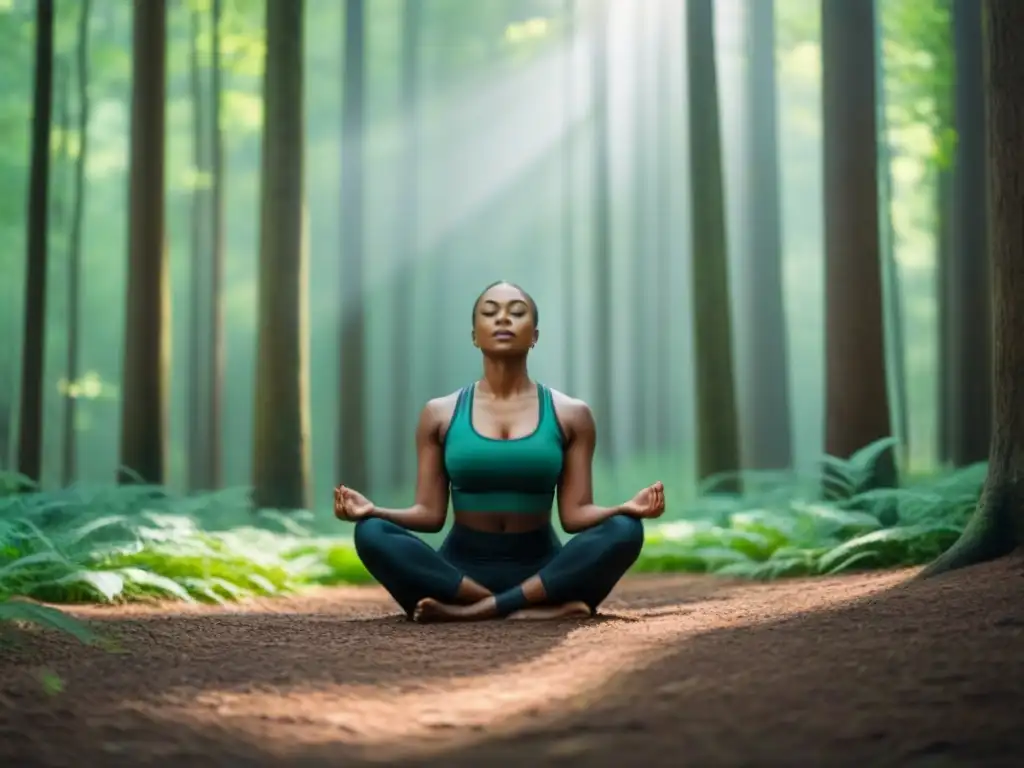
[0,0,995,617]
[1,0,1023,763]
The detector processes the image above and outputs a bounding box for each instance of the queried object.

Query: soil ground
[2,555,1023,767]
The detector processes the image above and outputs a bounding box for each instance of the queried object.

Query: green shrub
[0,440,986,634]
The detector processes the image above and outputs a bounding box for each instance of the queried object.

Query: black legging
[353,514,645,617]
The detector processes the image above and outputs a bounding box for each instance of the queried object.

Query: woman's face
[472,283,538,357]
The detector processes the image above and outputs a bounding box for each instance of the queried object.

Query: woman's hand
[334,485,374,521]
[622,481,665,519]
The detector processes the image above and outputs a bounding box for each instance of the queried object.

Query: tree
[252,0,310,510]
[561,0,576,398]
[16,0,55,485]
[589,0,613,458]
[389,0,420,487]
[207,0,226,490]
[338,0,368,492]
[821,0,896,488]
[630,0,651,452]
[921,0,1024,576]
[687,0,741,489]
[119,0,169,485]
[61,0,91,486]
[740,0,792,472]
[944,0,991,467]
[187,2,211,491]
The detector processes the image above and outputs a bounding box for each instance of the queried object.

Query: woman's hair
[471,280,539,326]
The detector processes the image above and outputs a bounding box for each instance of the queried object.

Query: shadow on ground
[2,560,1022,767]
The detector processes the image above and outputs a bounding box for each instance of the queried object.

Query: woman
[334,281,665,623]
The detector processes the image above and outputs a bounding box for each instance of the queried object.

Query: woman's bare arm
[555,398,629,533]
[366,398,451,533]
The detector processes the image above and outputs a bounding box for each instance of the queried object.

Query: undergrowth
[0,438,983,642]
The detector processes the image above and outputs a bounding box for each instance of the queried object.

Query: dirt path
[2,556,1023,767]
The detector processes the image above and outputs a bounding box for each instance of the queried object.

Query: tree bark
[741,0,792,472]
[187,5,211,491]
[935,168,954,463]
[208,0,225,489]
[252,0,310,510]
[390,0,419,488]
[561,0,576,397]
[119,0,169,486]
[17,0,55,485]
[687,0,741,490]
[945,0,992,467]
[338,0,369,491]
[590,0,613,459]
[61,0,90,486]
[630,0,649,453]
[921,0,1024,576]
[821,0,896,487]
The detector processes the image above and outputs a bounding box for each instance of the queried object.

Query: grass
[0,438,983,643]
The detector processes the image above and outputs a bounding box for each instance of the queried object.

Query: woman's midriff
[453,510,551,534]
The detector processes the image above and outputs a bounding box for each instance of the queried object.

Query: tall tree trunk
[590,0,613,459]
[208,0,225,489]
[119,0,169,485]
[187,5,210,491]
[741,0,792,472]
[946,0,991,467]
[654,0,673,452]
[687,0,741,490]
[390,0,419,488]
[874,18,911,466]
[935,169,954,463]
[17,0,55,485]
[630,0,649,453]
[821,0,895,488]
[561,0,575,396]
[921,0,1024,576]
[338,0,368,491]
[252,0,310,510]
[61,0,90,486]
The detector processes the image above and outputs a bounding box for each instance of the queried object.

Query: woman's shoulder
[544,386,594,426]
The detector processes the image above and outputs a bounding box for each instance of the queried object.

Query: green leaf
[0,600,100,645]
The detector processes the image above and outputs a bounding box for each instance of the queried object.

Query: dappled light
[2,0,1023,763]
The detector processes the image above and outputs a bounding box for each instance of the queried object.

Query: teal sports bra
[443,382,565,514]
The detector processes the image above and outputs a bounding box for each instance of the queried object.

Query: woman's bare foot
[507,601,593,621]
[412,597,498,623]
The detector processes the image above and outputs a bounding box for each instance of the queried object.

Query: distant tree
[61,0,91,486]
[630,0,650,452]
[251,0,311,510]
[187,3,211,491]
[17,0,55,485]
[119,0,169,485]
[740,0,792,472]
[922,0,1024,575]
[944,0,991,467]
[687,0,741,489]
[338,0,368,491]
[821,0,896,487]
[561,0,576,398]
[390,0,420,488]
[589,0,613,458]
[207,0,226,489]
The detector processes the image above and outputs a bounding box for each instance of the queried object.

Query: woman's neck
[478,357,532,399]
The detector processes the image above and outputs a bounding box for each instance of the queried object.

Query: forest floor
[2,556,1023,768]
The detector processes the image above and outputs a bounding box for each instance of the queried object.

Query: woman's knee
[600,513,645,554]
[352,516,396,557]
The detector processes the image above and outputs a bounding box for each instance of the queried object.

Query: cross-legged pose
[334,281,665,623]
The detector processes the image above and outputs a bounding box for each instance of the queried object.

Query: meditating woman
[334,280,665,623]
